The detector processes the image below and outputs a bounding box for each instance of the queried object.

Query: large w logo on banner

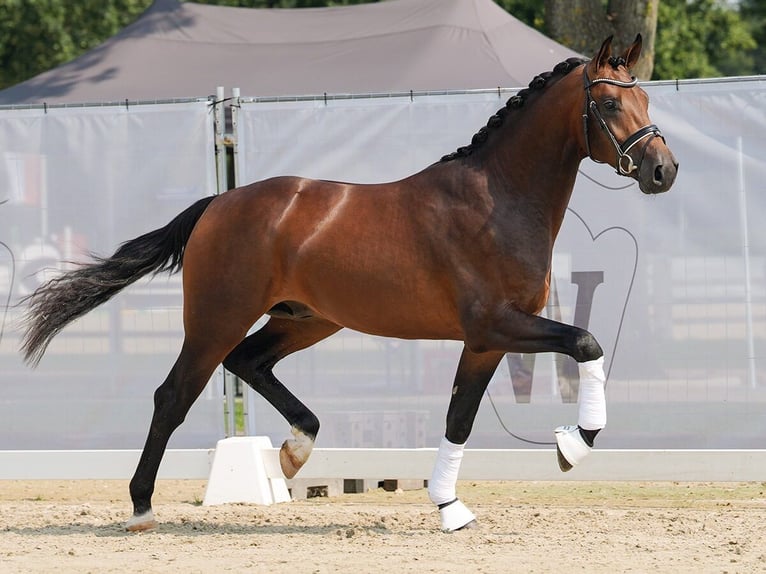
[505,209,638,404]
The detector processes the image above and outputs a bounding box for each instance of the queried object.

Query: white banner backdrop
[236,78,766,450]
[0,100,222,448]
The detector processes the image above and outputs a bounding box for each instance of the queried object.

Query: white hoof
[125,509,157,532]
[554,425,592,472]
[438,499,476,532]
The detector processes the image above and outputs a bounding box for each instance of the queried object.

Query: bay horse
[21,35,677,532]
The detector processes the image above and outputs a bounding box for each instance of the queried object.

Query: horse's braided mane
[440,56,589,162]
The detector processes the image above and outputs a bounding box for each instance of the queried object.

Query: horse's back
[182,175,465,340]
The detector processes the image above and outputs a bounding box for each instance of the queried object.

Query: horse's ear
[593,35,614,70]
[622,34,643,70]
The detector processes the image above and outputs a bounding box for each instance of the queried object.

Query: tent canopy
[0,0,580,104]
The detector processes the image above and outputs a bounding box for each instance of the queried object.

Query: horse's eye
[603,99,618,111]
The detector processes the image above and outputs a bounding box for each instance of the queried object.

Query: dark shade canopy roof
[0,0,581,104]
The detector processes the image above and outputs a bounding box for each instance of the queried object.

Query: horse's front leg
[464,304,607,471]
[554,355,606,471]
[430,347,503,532]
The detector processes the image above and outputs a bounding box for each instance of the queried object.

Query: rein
[582,68,664,176]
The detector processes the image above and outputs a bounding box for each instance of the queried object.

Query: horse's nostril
[654,165,664,184]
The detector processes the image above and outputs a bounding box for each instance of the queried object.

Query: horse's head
[582,35,678,194]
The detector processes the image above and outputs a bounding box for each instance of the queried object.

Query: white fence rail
[2,447,765,482]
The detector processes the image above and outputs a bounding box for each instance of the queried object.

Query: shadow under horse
[21,35,677,532]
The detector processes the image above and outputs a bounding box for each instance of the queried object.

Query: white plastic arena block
[203,436,291,506]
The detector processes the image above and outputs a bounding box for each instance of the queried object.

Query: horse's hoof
[554,425,591,471]
[454,519,478,531]
[279,447,301,479]
[279,426,314,479]
[438,498,476,532]
[125,509,157,532]
[556,445,574,472]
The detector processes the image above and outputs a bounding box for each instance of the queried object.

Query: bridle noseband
[582,67,664,176]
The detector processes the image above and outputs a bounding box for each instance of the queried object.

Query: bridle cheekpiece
[582,66,664,176]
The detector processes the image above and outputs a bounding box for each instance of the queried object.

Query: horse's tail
[21,195,216,367]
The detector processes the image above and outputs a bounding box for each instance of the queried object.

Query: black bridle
[582,67,664,176]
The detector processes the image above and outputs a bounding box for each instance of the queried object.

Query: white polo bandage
[578,355,607,430]
[428,436,465,505]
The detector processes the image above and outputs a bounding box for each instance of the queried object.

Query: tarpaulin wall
[0,79,763,453]
[0,100,222,448]
[236,78,766,450]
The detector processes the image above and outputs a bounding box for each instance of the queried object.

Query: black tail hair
[21,195,216,367]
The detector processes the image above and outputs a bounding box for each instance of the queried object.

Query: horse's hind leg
[126,337,240,531]
[429,347,503,532]
[223,316,341,478]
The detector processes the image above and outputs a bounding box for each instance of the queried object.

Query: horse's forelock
[607,56,627,69]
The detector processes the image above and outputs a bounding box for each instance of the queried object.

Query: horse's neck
[482,103,583,227]
[418,78,585,238]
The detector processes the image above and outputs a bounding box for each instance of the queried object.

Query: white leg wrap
[429,437,476,532]
[428,437,464,505]
[577,355,607,430]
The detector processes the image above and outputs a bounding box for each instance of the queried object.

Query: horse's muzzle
[638,146,678,195]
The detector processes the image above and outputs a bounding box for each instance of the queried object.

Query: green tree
[0,0,760,90]
[499,0,759,79]
[740,0,766,74]
[653,0,757,79]
[494,0,545,29]
[542,0,660,79]
[0,0,151,89]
